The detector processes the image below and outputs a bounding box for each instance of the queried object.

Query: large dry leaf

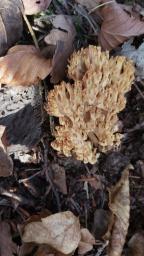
[22,0,52,15]
[0,222,17,256]
[107,165,131,256]
[0,125,13,177]
[0,45,52,86]
[127,232,144,256]
[22,211,81,254]
[45,15,76,83]
[98,0,144,50]
[0,0,23,56]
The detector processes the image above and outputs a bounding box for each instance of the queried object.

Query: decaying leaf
[120,40,144,80]
[98,0,144,50]
[22,211,81,254]
[22,0,52,15]
[107,165,131,256]
[0,0,23,56]
[78,228,95,255]
[127,232,144,256]
[0,45,52,86]
[46,46,134,164]
[0,222,17,256]
[45,15,76,83]
[0,125,13,177]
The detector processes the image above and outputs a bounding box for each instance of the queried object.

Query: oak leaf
[22,211,81,254]
[107,165,131,256]
[0,45,52,86]
[22,0,52,15]
[45,15,76,83]
[98,0,144,50]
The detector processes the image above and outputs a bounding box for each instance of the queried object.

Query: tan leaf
[0,222,17,256]
[0,125,13,177]
[45,15,76,83]
[78,228,95,254]
[0,45,52,86]
[107,165,131,256]
[22,0,52,15]
[127,232,144,256]
[98,1,144,50]
[22,211,81,254]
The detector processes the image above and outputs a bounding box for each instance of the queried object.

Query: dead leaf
[22,0,52,15]
[0,45,52,86]
[107,165,131,256]
[0,222,17,256]
[22,211,81,254]
[127,231,144,256]
[0,0,23,56]
[45,15,76,83]
[78,228,95,255]
[120,39,144,80]
[98,1,144,50]
[0,125,13,177]
[51,163,67,195]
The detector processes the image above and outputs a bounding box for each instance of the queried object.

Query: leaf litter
[0,0,144,256]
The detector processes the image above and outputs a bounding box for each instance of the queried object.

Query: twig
[22,13,39,49]
[18,171,41,183]
[134,83,144,100]
[88,0,115,14]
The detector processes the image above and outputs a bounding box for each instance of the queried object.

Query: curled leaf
[22,211,81,254]
[0,45,52,86]
[22,0,52,15]
[45,15,76,83]
[107,165,131,256]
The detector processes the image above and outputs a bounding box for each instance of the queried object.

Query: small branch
[23,13,39,49]
[88,0,115,14]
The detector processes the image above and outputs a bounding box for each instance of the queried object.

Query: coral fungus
[46,46,134,164]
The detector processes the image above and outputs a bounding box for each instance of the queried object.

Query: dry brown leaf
[51,163,67,195]
[0,125,13,177]
[78,228,95,255]
[127,232,144,256]
[98,0,144,50]
[45,15,76,83]
[0,222,17,256]
[0,0,23,56]
[22,211,81,254]
[22,0,52,15]
[0,45,52,86]
[107,165,131,256]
